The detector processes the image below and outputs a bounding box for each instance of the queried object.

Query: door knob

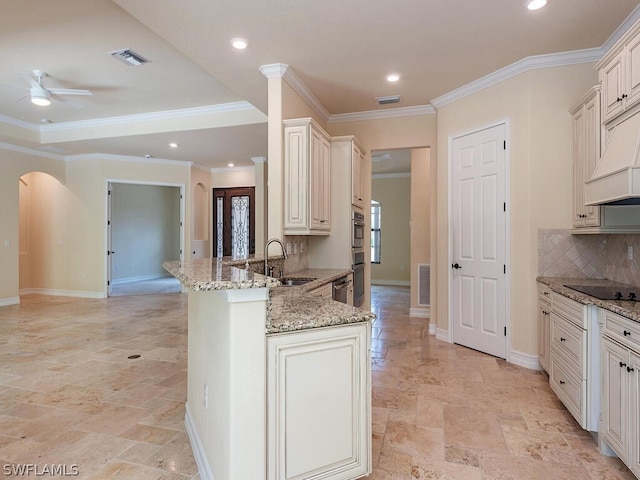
[451,263,462,269]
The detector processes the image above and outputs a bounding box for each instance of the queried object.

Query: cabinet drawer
[552,293,586,328]
[550,353,585,427]
[307,282,333,299]
[602,309,640,352]
[538,283,552,305]
[550,314,585,375]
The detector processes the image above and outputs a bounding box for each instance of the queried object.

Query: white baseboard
[371,279,410,286]
[409,307,430,318]
[435,328,450,342]
[0,297,20,307]
[185,403,214,480]
[428,323,437,335]
[508,349,541,370]
[19,288,105,299]
[111,273,170,285]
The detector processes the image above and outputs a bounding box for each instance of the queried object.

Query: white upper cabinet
[571,87,601,229]
[351,141,365,208]
[283,118,331,235]
[597,23,640,124]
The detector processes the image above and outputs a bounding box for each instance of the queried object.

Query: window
[371,201,381,264]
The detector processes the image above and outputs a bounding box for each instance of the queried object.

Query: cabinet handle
[620,362,627,368]
[622,94,628,99]
[559,380,565,385]
[628,366,635,373]
[542,310,549,315]
[617,97,622,102]
[624,330,631,336]
[543,291,549,295]
[560,337,566,342]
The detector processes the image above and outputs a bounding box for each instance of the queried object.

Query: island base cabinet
[267,323,372,480]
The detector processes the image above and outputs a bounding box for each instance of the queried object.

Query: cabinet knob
[628,366,635,373]
[560,337,566,342]
[624,330,631,336]
[620,362,627,368]
[622,93,628,99]
[542,310,549,315]
[559,380,565,385]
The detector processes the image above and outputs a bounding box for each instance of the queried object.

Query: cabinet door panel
[631,352,640,478]
[602,53,625,123]
[627,30,640,110]
[602,337,629,462]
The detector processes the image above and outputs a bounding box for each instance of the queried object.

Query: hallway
[0,286,634,479]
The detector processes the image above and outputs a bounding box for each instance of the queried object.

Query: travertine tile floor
[0,286,635,479]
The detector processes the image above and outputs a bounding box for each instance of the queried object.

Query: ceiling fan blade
[18,71,40,89]
[51,94,84,109]
[14,93,29,103]
[48,88,92,96]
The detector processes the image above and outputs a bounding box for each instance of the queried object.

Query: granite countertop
[163,259,375,333]
[537,276,640,323]
[163,258,280,291]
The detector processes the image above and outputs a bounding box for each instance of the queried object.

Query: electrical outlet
[204,383,208,409]
[628,245,634,260]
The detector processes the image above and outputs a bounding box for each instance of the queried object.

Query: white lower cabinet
[548,292,600,431]
[601,309,640,478]
[537,283,551,372]
[267,323,372,480]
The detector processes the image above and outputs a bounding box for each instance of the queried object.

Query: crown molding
[0,114,40,131]
[0,141,64,160]
[192,162,213,173]
[329,105,435,123]
[602,4,640,53]
[260,63,331,123]
[211,165,255,174]
[66,152,192,167]
[430,48,603,109]
[40,102,258,133]
[251,156,267,164]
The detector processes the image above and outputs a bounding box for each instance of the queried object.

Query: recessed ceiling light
[227,163,235,168]
[526,0,547,10]
[169,142,178,148]
[386,73,400,82]
[231,38,248,50]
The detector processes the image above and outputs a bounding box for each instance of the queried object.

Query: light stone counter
[537,276,640,323]
[163,259,375,334]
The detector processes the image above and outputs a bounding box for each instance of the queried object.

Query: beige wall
[435,63,598,356]
[410,148,430,311]
[0,149,191,302]
[371,176,411,285]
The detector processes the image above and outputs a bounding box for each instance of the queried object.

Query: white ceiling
[1,0,639,169]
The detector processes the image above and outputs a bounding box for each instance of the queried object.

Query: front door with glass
[213,187,255,258]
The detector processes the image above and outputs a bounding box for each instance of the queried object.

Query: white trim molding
[371,279,410,287]
[428,323,437,336]
[508,349,541,371]
[409,307,430,318]
[0,142,64,161]
[435,328,450,343]
[185,404,213,480]
[18,288,105,299]
[0,297,20,307]
[431,49,603,109]
[260,63,331,123]
[329,105,436,123]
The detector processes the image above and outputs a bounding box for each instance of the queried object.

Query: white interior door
[451,123,507,359]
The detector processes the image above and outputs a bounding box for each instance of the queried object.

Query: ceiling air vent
[376,95,401,105]
[110,48,150,66]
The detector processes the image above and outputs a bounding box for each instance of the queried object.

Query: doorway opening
[107,182,183,297]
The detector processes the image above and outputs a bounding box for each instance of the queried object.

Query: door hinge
[180,249,183,254]
[503,140,506,150]
[503,202,506,212]
[107,220,111,226]
[504,326,507,336]
[180,194,183,199]
[503,265,506,274]
[108,190,111,195]
[107,250,110,256]
[107,280,110,286]
[180,221,183,227]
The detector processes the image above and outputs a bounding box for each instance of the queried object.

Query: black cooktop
[564,284,640,301]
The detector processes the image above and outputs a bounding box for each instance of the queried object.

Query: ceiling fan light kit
[526,0,547,10]
[30,89,51,106]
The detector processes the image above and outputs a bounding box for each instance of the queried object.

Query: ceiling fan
[16,70,92,107]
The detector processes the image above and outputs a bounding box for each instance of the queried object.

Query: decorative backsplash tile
[538,229,607,278]
[606,234,640,285]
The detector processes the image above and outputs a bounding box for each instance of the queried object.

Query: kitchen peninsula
[164,258,375,480]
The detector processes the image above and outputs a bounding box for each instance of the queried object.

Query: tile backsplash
[538,229,640,286]
[538,229,607,279]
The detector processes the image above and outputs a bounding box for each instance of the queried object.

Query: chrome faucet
[264,238,288,277]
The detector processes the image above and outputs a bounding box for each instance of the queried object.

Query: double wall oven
[352,211,365,307]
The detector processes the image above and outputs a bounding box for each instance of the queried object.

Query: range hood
[585,110,640,206]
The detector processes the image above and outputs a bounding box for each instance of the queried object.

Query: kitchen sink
[279,277,316,286]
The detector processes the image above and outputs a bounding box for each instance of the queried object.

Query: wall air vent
[110,48,150,66]
[376,95,401,105]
